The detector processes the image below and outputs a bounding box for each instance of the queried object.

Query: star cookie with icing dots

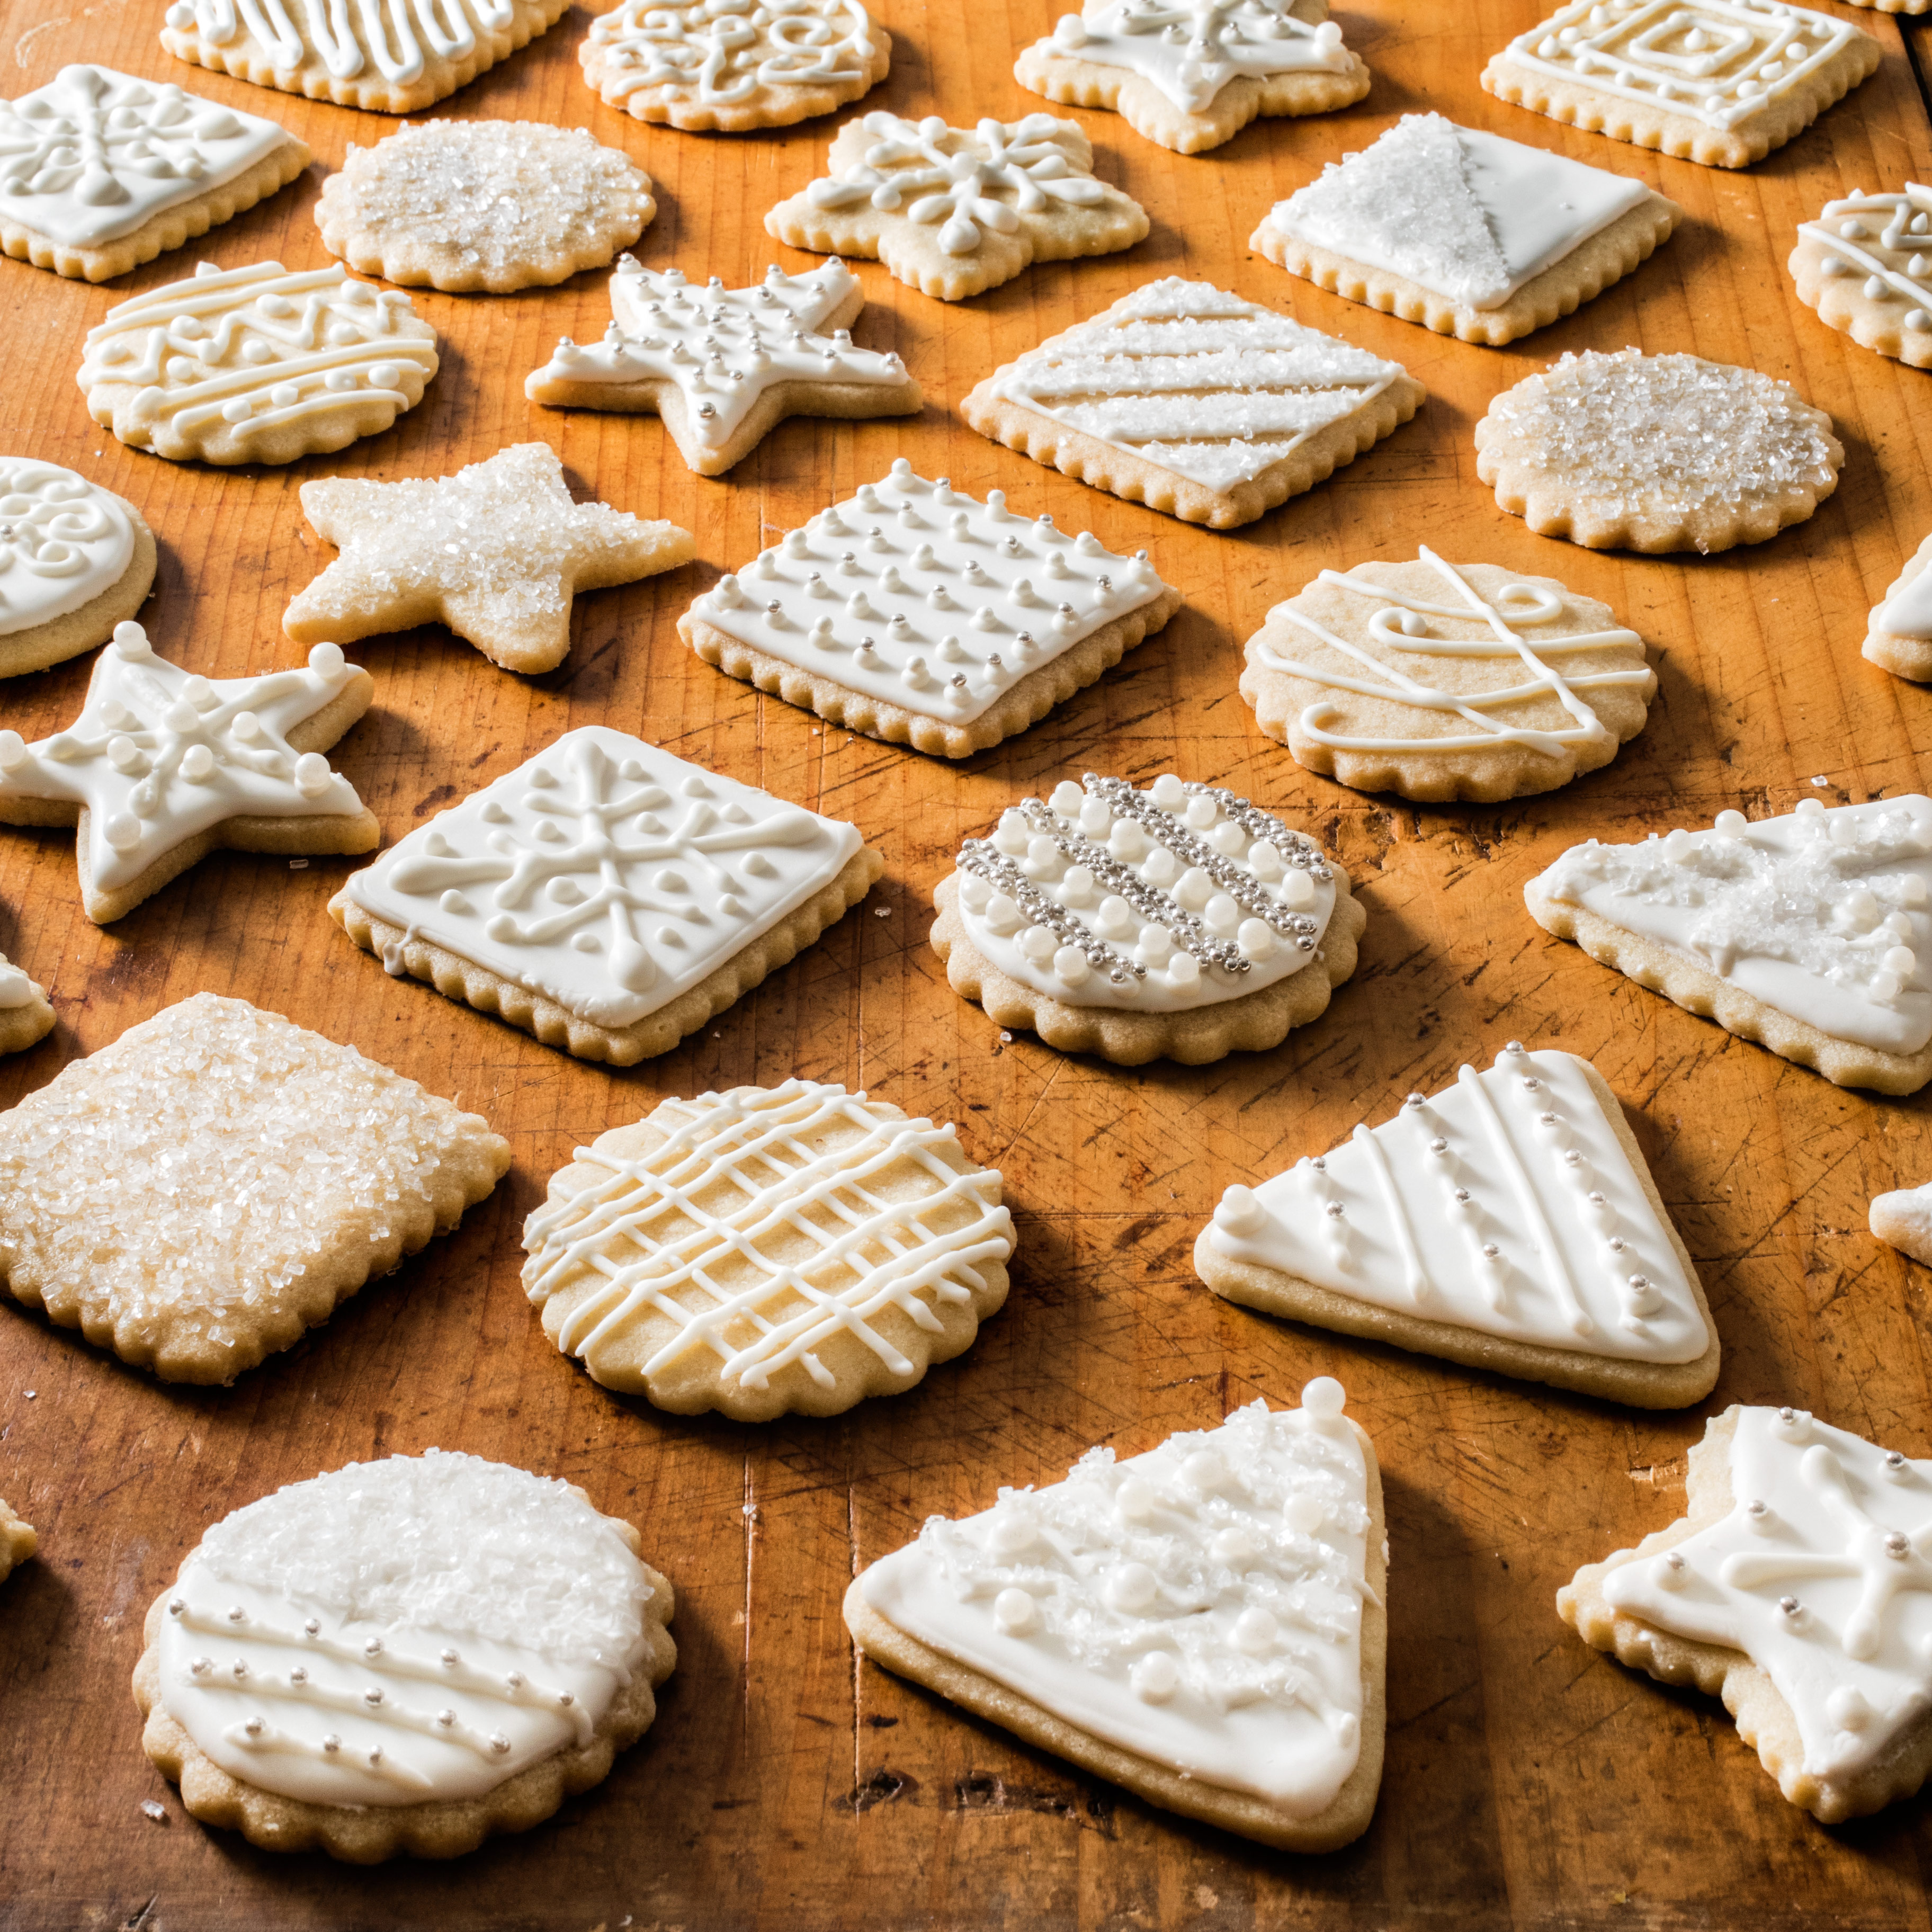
[283,443,694,675]
[526,260,921,478]
[0,622,378,925]
[0,949,54,1057]
[765,110,1149,302]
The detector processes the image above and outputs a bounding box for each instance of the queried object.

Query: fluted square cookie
[1791,184,1932,372]
[0,64,310,283]
[330,726,882,1066]
[680,460,1181,756]
[0,951,53,1057]
[1481,1,1880,171]
[0,994,510,1384]
[0,459,156,679]
[1865,530,1932,682]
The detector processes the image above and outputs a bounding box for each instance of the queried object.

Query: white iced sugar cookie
[1797,187,1932,336]
[0,947,54,1056]
[1876,550,1932,641]
[1872,1182,1932,1266]
[0,459,136,638]
[0,958,31,1010]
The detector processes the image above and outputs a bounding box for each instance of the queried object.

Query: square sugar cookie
[0,994,510,1384]
[330,727,883,1065]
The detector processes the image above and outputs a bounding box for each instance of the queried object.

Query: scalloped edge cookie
[0,499,155,679]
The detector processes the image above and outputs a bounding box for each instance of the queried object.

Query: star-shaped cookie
[283,443,695,675]
[526,260,920,477]
[0,622,378,925]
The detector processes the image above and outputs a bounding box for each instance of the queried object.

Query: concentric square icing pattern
[857,1383,1371,1815]
[342,727,865,1031]
[691,461,1168,724]
[0,64,292,249]
[1530,797,1932,1054]
[954,773,1337,1013]
[0,458,137,637]
[155,1451,658,1806]
[1205,1045,1712,1362]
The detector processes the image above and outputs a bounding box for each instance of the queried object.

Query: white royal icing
[156,1451,657,1808]
[163,0,520,86]
[1266,113,1651,311]
[0,953,34,1010]
[1798,184,1932,350]
[1033,0,1350,114]
[77,260,435,452]
[692,459,1168,726]
[1253,548,1649,759]
[1604,1406,1932,1782]
[1206,1044,1711,1363]
[1876,552,1932,642]
[859,1381,1372,1815]
[1531,796,1932,1057]
[954,772,1337,1014]
[523,1079,1014,1397]
[986,278,1405,494]
[0,65,289,251]
[343,726,864,1032]
[802,111,1110,257]
[587,0,875,105]
[528,259,907,459]
[1499,0,1863,135]
[0,623,368,895]
[0,458,135,638]
[1872,1181,1932,1262]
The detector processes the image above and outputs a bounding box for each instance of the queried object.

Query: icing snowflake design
[804,111,1108,256]
[1797,185,1932,336]
[0,622,367,893]
[163,0,520,86]
[587,0,876,106]
[0,459,134,636]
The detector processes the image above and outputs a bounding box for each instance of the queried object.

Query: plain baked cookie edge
[0,508,156,678]
[0,985,57,1056]
[843,1416,1386,1851]
[1862,529,1932,680]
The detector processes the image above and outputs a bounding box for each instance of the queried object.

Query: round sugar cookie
[0,459,156,678]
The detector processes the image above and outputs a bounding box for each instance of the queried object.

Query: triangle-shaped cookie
[1194,1045,1720,1407]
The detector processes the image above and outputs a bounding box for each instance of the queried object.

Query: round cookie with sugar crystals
[1790,184,1932,372]
[0,950,54,1057]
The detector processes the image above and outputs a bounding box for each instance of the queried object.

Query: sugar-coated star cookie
[847,1379,1387,1851]
[0,994,510,1383]
[134,1451,675,1859]
[765,111,1148,302]
[284,444,693,676]
[0,623,378,925]
[0,951,54,1057]
[1015,0,1367,156]
[0,65,310,283]
[1561,1405,1932,1822]
[0,1497,34,1584]
[526,260,920,478]
[330,726,883,1066]
[1790,183,1932,372]
[1866,531,1932,682]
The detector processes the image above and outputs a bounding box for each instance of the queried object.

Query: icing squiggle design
[0,459,135,637]
[1796,185,1932,336]
[587,0,875,104]
[163,0,518,85]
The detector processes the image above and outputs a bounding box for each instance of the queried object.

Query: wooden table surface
[6,1,1932,1926]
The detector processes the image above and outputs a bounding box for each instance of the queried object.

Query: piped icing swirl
[0,458,135,637]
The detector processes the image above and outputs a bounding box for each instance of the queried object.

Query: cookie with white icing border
[1014,0,1368,157]
[1252,113,1679,347]
[1790,183,1932,372]
[0,65,310,283]
[1481,1,1881,171]
[679,460,1182,757]
[931,772,1364,1067]
[1195,1044,1721,1409]
[330,726,883,1066]
[134,1452,674,1860]
[1526,795,1932,1095]
[1863,531,1932,682]
[0,1497,34,1583]
[0,459,157,679]
[582,0,890,131]
[1561,1405,1932,1822]
[1240,549,1656,802]
[847,1378,1387,1852]
[523,1080,1013,1421]
[0,951,54,1057]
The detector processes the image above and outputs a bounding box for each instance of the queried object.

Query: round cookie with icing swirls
[133,1451,676,1860]
[0,950,54,1057]
[583,0,890,131]
[1790,184,1932,371]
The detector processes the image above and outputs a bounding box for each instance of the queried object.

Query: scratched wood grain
[4,2,1932,1926]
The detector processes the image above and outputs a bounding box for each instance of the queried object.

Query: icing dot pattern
[1796,183,1932,334]
[0,457,135,638]
[587,0,876,106]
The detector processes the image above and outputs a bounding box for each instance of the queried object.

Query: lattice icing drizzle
[0,623,366,893]
[955,772,1334,1014]
[0,458,135,638]
[1797,183,1932,339]
[987,278,1404,494]
[1254,548,1649,759]
[531,260,907,456]
[1208,1045,1712,1361]
[1533,796,1932,1055]
[693,460,1167,724]
[587,0,876,104]
[1606,1407,1932,1779]
[858,1382,1371,1813]
[523,1080,1014,1397]
[77,260,434,449]
[163,0,519,84]
[1499,0,1862,133]
[157,1451,655,1807]
[803,111,1108,256]
[343,725,863,1030]
[0,64,289,251]
[1037,1,1349,114]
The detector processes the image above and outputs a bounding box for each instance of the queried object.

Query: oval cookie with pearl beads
[1791,184,1932,371]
